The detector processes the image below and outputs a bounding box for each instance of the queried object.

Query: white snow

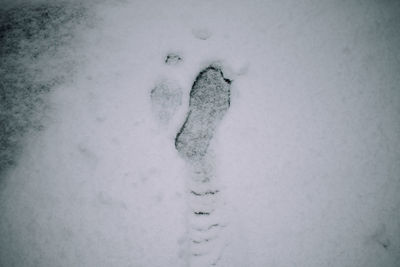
[1,0,399,266]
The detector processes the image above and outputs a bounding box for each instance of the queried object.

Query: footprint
[175,64,232,266]
[150,53,185,125]
[175,65,231,162]
[150,80,182,125]
[151,58,233,265]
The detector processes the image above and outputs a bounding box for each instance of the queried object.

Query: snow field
[1,0,399,266]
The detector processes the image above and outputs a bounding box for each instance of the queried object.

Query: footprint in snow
[175,64,232,266]
[150,52,184,125]
[150,52,233,266]
[150,80,182,125]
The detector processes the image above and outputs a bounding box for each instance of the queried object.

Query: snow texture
[1,0,400,267]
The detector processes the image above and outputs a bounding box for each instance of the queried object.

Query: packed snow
[1,0,399,266]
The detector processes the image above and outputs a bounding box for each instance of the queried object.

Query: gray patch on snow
[0,2,88,182]
[371,224,392,250]
[150,80,183,125]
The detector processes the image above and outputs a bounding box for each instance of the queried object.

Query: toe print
[165,52,183,65]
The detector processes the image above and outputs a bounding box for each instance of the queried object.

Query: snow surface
[1,0,400,266]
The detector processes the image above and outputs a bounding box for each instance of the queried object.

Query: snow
[1,0,400,266]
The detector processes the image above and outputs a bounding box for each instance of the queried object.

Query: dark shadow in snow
[0,2,88,182]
